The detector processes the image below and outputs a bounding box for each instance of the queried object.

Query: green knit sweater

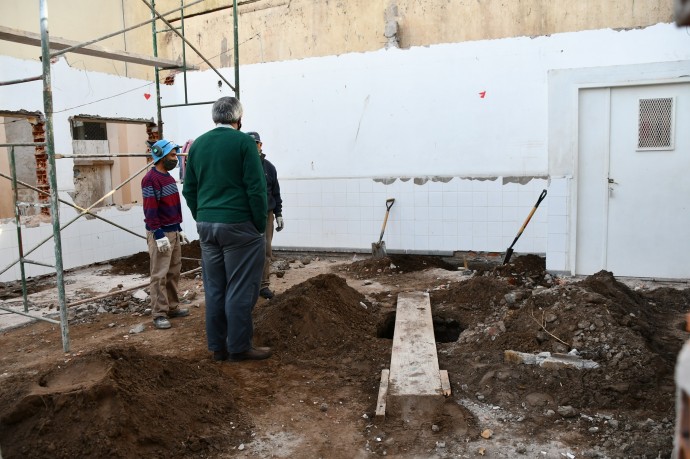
[182,127,268,233]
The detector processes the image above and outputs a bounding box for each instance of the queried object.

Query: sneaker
[228,346,272,362]
[259,287,274,299]
[168,308,190,318]
[153,316,171,329]
[212,350,229,361]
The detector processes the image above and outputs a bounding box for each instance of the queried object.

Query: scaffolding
[0,0,243,352]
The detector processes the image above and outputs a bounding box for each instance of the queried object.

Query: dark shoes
[153,316,171,329]
[213,350,229,361]
[228,346,272,362]
[168,308,190,318]
[212,347,272,362]
[259,287,274,299]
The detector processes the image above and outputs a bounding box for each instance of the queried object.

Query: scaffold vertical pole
[180,0,188,104]
[39,0,70,353]
[9,147,30,313]
[151,0,163,137]
[233,0,239,99]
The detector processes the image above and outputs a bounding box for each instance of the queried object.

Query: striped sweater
[142,168,182,239]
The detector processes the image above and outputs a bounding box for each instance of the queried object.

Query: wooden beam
[386,292,447,423]
[375,369,390,419]
[0,25,196,70]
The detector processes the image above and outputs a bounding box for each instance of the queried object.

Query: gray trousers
[197,221,265,354]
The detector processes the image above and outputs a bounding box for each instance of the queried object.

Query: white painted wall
[168,23,690,275]
[0,56,167,282]
[2,23,690,282]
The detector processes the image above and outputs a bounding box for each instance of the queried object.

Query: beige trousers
[147,231,182,318]
[261,211,274,288]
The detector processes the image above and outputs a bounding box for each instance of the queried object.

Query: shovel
[372,198,395,258]
[503,189,547,265]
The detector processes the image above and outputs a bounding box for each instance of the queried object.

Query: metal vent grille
[638,97,674,150]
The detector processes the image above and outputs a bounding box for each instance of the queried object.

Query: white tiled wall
[0,176,570,283]
[545,176,570,273]
[273,176,550,255]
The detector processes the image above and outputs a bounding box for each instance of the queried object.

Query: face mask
[163,159,178,171]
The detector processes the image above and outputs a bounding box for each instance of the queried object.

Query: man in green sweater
[182,96,270,362]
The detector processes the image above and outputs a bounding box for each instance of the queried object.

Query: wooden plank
[388,292,442,397]
[375,369,389,419]
[0,25,196,70]
[440,370,451,397]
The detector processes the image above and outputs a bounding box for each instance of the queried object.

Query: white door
[605,83,690,278]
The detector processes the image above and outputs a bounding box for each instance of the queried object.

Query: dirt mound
[254,274,376,361]
[0,347,249,458]
[428,268,687,456]
[108,240,203,275]
[339,254,456,279]
[492,253,548,286]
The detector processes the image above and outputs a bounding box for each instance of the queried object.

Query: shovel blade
[372,241,387,258]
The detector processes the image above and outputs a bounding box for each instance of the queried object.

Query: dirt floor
[0,244,688,458]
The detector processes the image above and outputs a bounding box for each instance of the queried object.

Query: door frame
[547,61,690,276]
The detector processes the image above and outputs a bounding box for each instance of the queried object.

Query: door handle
[608,177,618,196]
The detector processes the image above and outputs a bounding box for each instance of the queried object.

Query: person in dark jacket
[247,131,283,300]
[182,97,271,362]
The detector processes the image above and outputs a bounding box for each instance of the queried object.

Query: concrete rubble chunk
[129,323,146,334]
[132,290,148,301]
[504,350,599,370]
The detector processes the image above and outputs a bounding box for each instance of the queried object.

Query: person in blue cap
[142,138,191,330]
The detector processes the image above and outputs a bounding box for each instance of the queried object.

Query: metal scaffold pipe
[48,0,208,60]
[0,170,146,242]
[141,0,235,92]
[39,0,70,353]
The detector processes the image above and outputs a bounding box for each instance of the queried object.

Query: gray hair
[212,96,243,124]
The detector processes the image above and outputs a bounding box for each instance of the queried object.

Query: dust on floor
[0,248,687,458]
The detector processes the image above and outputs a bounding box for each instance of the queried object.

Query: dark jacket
[182,127,267,232]
[261,154,282,216]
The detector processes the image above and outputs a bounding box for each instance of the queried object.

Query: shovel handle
[507,189,548,250]
[378,199,395,243]
[386,198,395,211]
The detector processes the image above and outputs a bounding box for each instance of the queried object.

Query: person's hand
[156,236,171,253]
[179,231,190,245]
[276,216,284,232]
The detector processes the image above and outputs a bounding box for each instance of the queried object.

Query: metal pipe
[0,170,146,241]
[9,147,29,313]
[22,259,57,268]
[161,101,215,108]
[0,75,43,86]
[0,305,59,324]
[54,153,153,158]
[180,0,188,104]
[166,0,261,23]
[67,267,202,308]
[141,0,236,92]
[233,0,240,98]
[151,0,164,137]
[49,0,209,60]
[0,161,151,277]
[0,143,46,147]
[40,0,71,353]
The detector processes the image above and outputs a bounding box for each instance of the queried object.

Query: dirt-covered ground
[0,245,688,458]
